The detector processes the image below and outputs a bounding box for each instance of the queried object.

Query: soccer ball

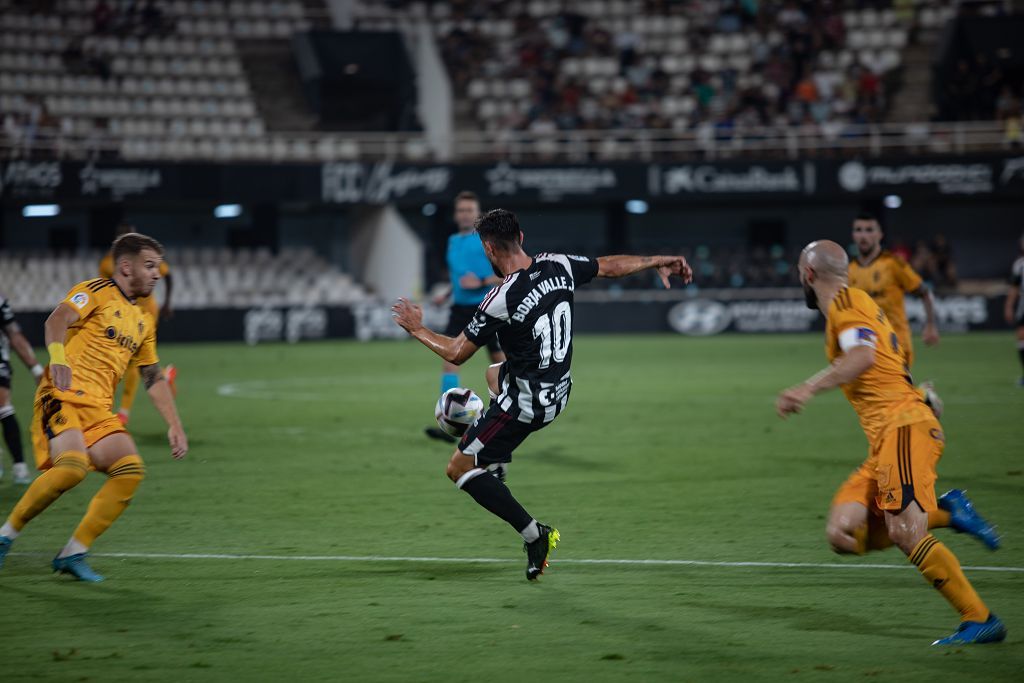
[434,388,485,438]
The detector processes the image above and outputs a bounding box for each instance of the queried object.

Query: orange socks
[852,514,894,554]
[71,455,145,548]
[928,509,951,529]
[910,534,989,623]
[6,451,90,532]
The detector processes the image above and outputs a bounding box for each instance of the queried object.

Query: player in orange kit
[99,224,176,424]
[0,233,188,581]
[848,212,939,368]
[776,240,1004,646]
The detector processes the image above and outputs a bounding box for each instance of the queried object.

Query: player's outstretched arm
[140,363,188,459]
[913,285,940,346]
[44,303,81,391]
[596,255,693,288]
[391,297,480,365]
[3,321,44,384]
[161,272,174,320]
[1005,286,1019,325]
[776,346,876,418]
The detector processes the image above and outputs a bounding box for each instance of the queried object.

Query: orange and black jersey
[42,278,158,410]
[825,286,934,445]
[848,250,923,338]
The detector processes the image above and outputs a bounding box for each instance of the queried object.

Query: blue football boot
[932,614,1007,646]
[938,489,1001,550]
[52,553,104,582]
[0,535,12,571]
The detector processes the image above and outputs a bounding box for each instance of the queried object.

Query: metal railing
[0,121,1016,164]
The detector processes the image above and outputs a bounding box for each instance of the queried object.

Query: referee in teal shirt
[426,191,506,442]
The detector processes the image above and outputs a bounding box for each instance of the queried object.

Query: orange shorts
[30,389,124,470]
[832,420,944,513]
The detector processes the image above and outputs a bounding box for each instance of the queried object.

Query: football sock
[456,467,533,537]
[441,372,459,395]
[57,537,88,559]
[1018,341,1024,373]
[520,519,540,543]
[852,515,893,554]
[6,450,90,533]
[68,455,145,552]
[120,360,140,412]
[909,534,989,623]
[929,509,951,529]
[0,405,25,464]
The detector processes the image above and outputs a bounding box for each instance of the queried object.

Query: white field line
[10,550,1024,573]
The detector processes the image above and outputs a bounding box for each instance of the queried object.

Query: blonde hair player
[776,240,1005,646]
[0,232,188,582]
[98,223,176,425]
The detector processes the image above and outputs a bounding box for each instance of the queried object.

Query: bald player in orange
[99,224,175,425]
[0,232,188,582]
[776,240,1005,646]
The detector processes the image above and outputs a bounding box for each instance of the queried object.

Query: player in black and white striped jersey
[1005,235,1024,387]
[392,209,692,580]
[0,295,45,484]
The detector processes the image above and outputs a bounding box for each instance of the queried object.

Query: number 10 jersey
[463,253,599,427]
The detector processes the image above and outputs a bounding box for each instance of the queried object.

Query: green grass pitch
[1,332,1022,682]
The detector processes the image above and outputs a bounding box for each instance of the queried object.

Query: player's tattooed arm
[596,255,693,287]
[140,362,188,459]
[139,363,164,389]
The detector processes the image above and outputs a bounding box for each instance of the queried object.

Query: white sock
[57,537,88,559]
[0,521,19,540]
[520,519,540,543]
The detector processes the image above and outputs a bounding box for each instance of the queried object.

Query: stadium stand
[354,0,957,133]
[0,0,311,161]
[0,0,1011,162]
[0,247,371,311]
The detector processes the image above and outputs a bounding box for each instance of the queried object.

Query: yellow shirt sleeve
[62,281,104,321]
[159,261,170,277]
[893,256,923,293]
[828,291,887,357]
[134,322,159,366]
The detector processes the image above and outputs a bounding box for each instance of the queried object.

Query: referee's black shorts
[445,304,501,353]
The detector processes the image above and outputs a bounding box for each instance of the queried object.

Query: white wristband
[31,364,44,378]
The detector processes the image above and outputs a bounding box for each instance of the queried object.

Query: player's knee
[445,452,474,482]
[109,454,146,482]
[485,363,502,396]
[885,516,926,555]
[826,526,857,554]
[52,450,91,489]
